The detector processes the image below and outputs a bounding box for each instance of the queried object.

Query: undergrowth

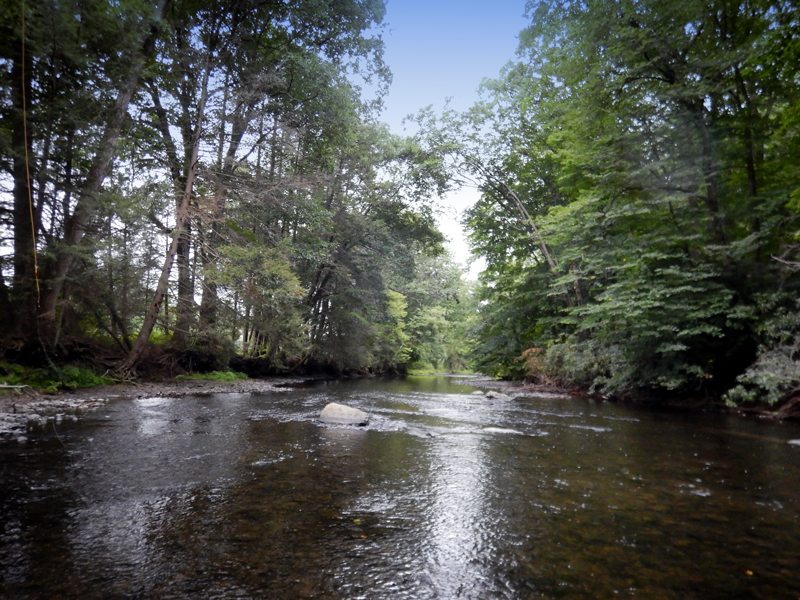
[0,362,113,393]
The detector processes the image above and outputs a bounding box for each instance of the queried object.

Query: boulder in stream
[319,403,369,426]
[485,390,512,400]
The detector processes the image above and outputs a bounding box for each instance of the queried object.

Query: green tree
[438,0,800,400]
[0,0,168,340]
[119,0,389,373]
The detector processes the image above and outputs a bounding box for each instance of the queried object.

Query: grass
[174,370,248,382]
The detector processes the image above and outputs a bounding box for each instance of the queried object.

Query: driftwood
[0,383,40,399]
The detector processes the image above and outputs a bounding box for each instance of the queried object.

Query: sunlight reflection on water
[2,377,800,599]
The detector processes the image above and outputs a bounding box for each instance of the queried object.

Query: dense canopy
[1,0,798,407]
[0,0,472,378]
[414,0,800,405]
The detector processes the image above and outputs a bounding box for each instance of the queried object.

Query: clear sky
[376,0,531,273]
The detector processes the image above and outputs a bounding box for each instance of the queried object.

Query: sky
[375,0,532,274]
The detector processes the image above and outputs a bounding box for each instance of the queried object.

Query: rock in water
[319,403,369,426]
[482,427,523,435]
[485,390,511,400]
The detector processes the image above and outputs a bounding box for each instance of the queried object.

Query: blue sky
[379,0,530,132]
[376,1,531,271]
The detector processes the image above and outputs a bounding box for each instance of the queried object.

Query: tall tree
[0,0,169,340]
[119,0,390,373]
[441,0,800,399]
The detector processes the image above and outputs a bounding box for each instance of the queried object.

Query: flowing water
[2,376,800,599]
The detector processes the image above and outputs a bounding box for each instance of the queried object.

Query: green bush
[724,300,800,406]
[724,344,800,406]
[184,328,238,372]
[0,362,113,393]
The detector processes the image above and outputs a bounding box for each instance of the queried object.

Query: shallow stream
[2,376,800,599]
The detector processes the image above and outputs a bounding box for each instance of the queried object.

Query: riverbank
[0,376,310,443]
[464,375,800,421]
[2,374,796,443]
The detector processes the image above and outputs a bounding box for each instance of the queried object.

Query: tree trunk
[734,66,758,199]
[173,219,193,346]
[199,77,229,329]
[118,56,211,376]
[38,0,169,336]
[0,272,14,335]
[682,99,727,245]
[10,32,38,334]
[200,88,258,327]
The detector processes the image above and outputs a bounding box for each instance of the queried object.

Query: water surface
[2,376,800,599]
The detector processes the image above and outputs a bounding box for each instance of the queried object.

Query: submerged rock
[319,403,369,426]
[482,427,524,435]
[485,390,511,400]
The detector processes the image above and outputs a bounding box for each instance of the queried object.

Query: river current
[2,376,800,599]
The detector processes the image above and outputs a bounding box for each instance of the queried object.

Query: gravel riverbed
[0,377,307,443]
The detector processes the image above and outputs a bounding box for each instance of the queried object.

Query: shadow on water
[2,376,800,599]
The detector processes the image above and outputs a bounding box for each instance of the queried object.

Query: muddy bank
[0,376,310,443]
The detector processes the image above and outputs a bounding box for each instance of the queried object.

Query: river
[2,376,800,599]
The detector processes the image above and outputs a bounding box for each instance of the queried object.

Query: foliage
[724,295,800,405]
[418,0,800,404]
[0,362,113,393]
[0,0,475,380]
[403,253,477,374]
[182,328,240,373]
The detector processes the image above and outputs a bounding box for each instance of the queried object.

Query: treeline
[0,0,473,377]
[420,0,800,405]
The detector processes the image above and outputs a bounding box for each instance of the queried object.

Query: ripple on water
[2,377,800,600]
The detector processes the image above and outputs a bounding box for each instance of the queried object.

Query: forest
[1,0,799,409]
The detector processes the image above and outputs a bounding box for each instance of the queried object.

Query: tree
[0,0,169,342]
[118,0,390,374]
[438,0,800,399]
[398,253,475,373]
[1,0,472,380]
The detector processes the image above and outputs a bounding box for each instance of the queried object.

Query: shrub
[0,362,113,393]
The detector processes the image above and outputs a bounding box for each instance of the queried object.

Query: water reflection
[425,431,492,598]
[319,426,369,457]
[135,396,174,436]
[1,378,800,599]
